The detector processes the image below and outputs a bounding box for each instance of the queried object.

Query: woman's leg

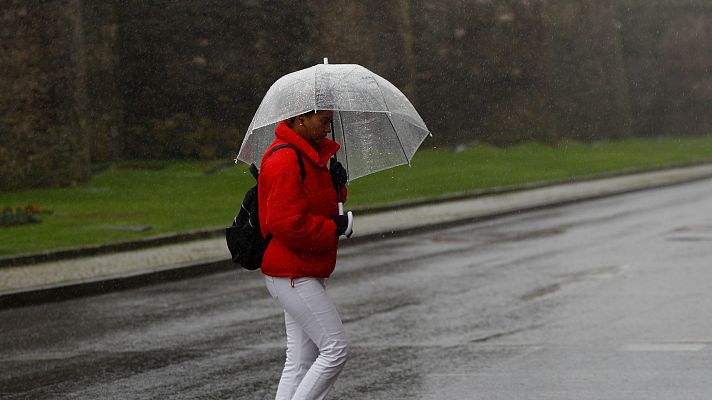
[274,311,319,400]
[265,276,349,400]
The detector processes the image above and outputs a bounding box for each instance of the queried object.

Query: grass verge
[1,136,711,257]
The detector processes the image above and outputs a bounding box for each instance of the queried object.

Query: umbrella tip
[324,57,329,64]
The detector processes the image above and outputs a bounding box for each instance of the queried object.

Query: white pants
[264,276,349,400]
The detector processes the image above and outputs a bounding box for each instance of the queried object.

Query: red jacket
[258,121,347,278]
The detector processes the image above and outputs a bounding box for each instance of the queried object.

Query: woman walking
[258,109,351,400]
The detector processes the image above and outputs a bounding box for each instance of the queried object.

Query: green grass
[1,136,711,256]
[348,136,712,205]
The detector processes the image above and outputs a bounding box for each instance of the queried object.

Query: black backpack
[226,144,305,270]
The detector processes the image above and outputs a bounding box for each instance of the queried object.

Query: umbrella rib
[369,72,410,164]
[325,66,358,110]
[368,71,392,115]
[337,110,350,178]
[386,112,410,165]
[340,65,360,81]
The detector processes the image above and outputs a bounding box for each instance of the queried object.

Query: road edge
[2,163,712,309]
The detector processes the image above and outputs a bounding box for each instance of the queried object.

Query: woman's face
[296,110,333,150]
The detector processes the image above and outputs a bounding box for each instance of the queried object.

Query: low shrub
[0,204,51,228]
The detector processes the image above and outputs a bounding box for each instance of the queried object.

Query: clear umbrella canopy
[237,63,431,181]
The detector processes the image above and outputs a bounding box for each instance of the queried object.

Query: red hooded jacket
[258,121,347,278]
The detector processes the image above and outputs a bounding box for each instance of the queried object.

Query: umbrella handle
[345,210,353,238]
[337,202,353,238]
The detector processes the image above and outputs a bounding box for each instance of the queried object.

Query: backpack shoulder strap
[268,144,306,181]
[248,163,259,180]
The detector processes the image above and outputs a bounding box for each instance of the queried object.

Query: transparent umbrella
[236,59,431,181]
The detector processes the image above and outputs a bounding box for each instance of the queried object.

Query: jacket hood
[275,121,340,167]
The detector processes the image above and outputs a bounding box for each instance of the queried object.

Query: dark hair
[286,110,319,127]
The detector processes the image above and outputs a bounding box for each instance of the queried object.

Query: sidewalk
[2,163,712,308]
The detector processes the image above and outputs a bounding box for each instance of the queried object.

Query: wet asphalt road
[2,178,712,399]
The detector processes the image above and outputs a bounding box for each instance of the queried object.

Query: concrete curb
[0,229,224,269]
[2,162,712,309]
[0,258,234,309]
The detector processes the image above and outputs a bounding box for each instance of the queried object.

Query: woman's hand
[329,160,348,188]
[333,213,354,238]
[333,215,349,236]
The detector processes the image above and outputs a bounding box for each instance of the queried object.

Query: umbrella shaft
[330,120,344,204]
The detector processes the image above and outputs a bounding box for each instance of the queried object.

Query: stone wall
[1,0,711,190]
[542,0,634,141]
[112,0,640,150]
[619,0,712,136]
[116,0,307,159]
[409,0,558,144]
[0,0,90,190]
[82,1,122,161]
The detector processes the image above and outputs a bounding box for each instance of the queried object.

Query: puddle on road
[620,343,706,352]
[520,265,626,302]
[430,235,473,243]
[558,264,625,281]
[519,283,562,301]
[666,224,712,242]
[431,226,566,245]
[469,324,544,344]
[503,227,566,241]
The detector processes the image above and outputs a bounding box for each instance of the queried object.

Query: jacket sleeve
[340,184,347,204]
[263,168,338,253]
